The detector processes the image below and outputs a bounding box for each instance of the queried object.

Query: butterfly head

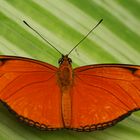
[58,55,72,65]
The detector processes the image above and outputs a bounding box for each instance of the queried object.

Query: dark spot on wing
[0,59,7,66]
[123,67,138,74]
[119,66,140,78]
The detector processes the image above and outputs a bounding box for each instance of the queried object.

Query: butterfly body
[57,55,73,127]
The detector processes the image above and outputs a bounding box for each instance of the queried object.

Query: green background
[0,0,140,139]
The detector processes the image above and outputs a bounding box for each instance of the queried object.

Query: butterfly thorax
[57,55,73,127]
[57,55,73,91]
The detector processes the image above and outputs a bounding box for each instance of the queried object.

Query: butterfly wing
[0,55,63,130]
[71,64,140,131]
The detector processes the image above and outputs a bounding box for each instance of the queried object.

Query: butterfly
[0,19,140,132]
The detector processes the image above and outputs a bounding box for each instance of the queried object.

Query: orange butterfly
[0,19,140,132]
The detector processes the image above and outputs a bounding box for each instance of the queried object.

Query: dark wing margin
[74,64,140,75]
[0,55,57,72]
[71,64,140,131]
[69,109,138,132]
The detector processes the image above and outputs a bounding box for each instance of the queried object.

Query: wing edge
[69,108,139,132]
[0,100,63,131]
[0,55,58,71]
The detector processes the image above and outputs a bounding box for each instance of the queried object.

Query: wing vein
[0,74,22,98]
[130,82,140,100]
[1,71,56,73]
[75,73,132,81]
[1,74,56,100]
[75,75,131,111]
[115,82,139,108]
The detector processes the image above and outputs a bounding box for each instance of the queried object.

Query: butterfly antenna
[67,19,103,56]
[23,20,62,55]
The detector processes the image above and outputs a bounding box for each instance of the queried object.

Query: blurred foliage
[0,0,140,139]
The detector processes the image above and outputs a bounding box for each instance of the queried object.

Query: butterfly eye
[68,58,72,64]
[58,58,64,64]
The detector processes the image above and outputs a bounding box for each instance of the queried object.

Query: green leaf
[0,0,140,139]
